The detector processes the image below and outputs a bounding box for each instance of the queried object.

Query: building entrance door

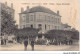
[38,24,42,30]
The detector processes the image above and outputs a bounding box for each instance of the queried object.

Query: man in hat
[24,39,28,51]
[31,40,34,51]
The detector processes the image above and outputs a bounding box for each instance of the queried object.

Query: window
[46,16,48,22]
[39,15,41,19]
[48,16,50,18]
[23,25,25,28]
[48,16,50,22]
[29,15,33,21]
[48,25,50,30]
[55,18,57,23]
[37,14,43,22]
[55,26,57,29]
[23,16,25,22]
[38,24,42,29]
[38,24,42,27]
[52,25,54,28]
[45,25,46,30]
[47,16,50,22]
[52,17,53,23]
[58,26,59,30]
[58,18,59,23]
[54,18,56,24]
[45,15,46,21]
[31,25,33,28]
[56,18,57,23]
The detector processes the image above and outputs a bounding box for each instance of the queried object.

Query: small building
[61,24,71,30]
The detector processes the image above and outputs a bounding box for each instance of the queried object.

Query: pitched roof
[20,6,61,16]
[62,24,71,28]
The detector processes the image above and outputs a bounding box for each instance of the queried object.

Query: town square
[0,0,79,51]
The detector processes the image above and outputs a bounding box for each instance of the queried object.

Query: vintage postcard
[0,0,79,51]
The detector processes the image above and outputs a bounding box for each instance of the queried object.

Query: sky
[1,0,79,30]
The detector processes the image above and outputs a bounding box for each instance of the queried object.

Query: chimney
[5,2,7,5]
[11,3,13,9]
[21,7,24,12]
[57,10,59,15]
[27,6,29,10]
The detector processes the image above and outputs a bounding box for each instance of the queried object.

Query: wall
[19,11,62,32]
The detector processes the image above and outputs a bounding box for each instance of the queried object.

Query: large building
[19,6,71,33]
[1,2,15,19]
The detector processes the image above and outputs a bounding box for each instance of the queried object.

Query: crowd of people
[0,34,73,51]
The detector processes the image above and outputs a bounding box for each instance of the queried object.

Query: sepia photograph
[0,0,79,51]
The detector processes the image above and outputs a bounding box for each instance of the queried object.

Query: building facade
[19,6,71,33]
[1,2,15,19]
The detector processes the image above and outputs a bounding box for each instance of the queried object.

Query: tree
[15,27,39,42]
[1,9,17,35]
[44,30,79,45]
[71,31,79,40]
[44,30,66,45]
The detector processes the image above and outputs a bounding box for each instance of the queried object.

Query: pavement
[0,41,79,51]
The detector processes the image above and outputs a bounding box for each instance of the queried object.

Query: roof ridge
[20,6,61,16]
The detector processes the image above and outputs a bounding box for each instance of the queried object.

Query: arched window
[31,25,33,28]
[38,24,42,29]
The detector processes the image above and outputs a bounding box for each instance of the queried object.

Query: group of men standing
[1,34,7,45]
[24,39,34,51]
